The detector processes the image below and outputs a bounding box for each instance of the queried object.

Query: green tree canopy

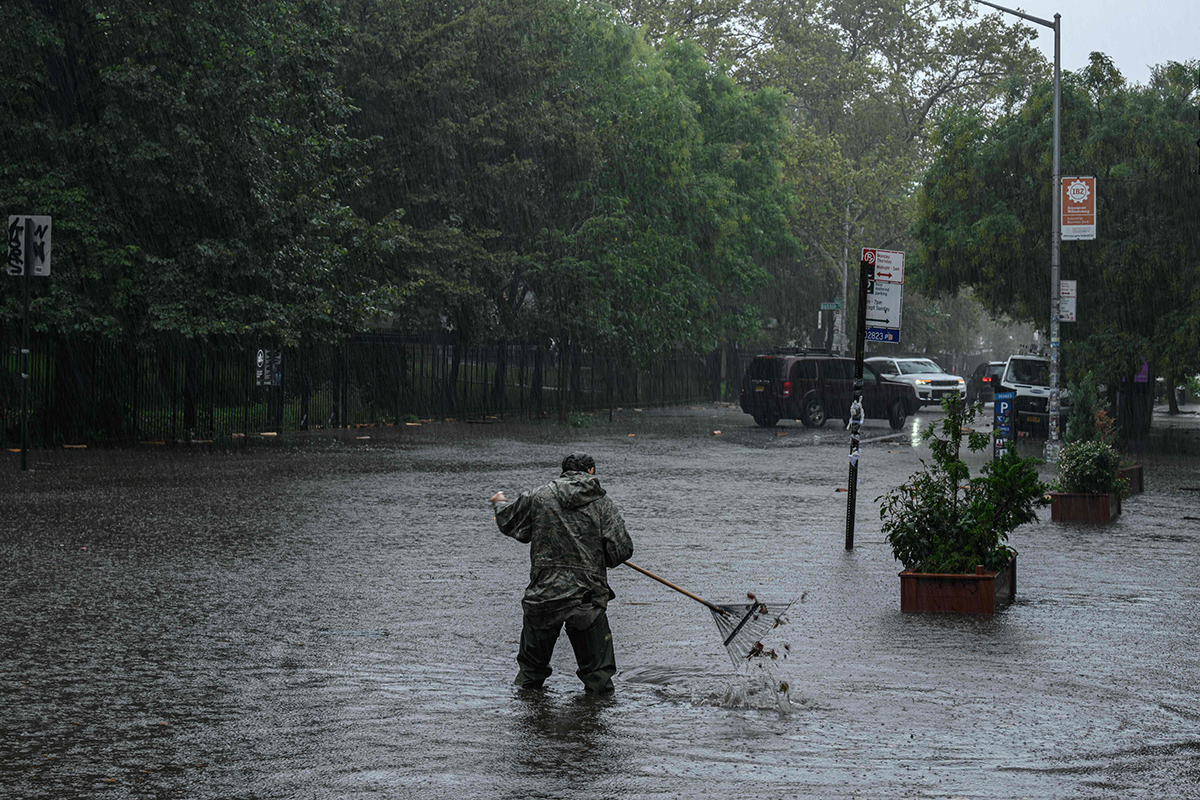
[1,0,372,344]
[914,55,1200,392]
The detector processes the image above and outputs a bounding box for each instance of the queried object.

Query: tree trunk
[1166,370,1181,415]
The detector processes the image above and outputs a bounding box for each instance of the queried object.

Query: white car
[865,357,965,408]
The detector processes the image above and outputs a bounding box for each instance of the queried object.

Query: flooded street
[3,404,1199,799]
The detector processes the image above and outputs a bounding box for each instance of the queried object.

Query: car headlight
[915,379,931,385]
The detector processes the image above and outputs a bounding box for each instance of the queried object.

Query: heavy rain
[2,1,1198,799]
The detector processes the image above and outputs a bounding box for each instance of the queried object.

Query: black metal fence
[1,331,744,446]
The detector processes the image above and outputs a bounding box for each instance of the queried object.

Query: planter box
[899,558,1016,615]
[1049,491,1121,522]
[1118,465,1143,495]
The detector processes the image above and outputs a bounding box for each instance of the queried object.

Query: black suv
[966,361,1006,404]
[738,350,919,430]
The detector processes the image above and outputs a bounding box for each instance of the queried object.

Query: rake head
[709,598,795,668]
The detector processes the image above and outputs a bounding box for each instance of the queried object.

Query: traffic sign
[1059,280,1077,322]
[861,248,904,283]
[864,278,902,325]
[7,216,52,276]
[993,391,1016,461]
[820,302,841,310]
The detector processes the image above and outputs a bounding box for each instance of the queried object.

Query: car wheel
[888,399,908,431]
[803,398,827,428]
[753,412,778,428]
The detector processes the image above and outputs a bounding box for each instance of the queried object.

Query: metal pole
[845,257,871,550]
[19,218,31,471]
[1048,14,1062,459]
[973,1,1062,460]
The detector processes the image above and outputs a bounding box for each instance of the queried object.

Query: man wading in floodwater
[489,452,634,694]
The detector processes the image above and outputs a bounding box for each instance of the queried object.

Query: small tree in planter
[878,395,1048,613]
[1066,372,1143,494]
[1050,439,1128,521]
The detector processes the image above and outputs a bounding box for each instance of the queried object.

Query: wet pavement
[2,403,1199,799]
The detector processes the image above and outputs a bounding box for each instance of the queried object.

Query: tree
[0,0,373,344]
[609,0,1045,349]
[914,54,1200,425]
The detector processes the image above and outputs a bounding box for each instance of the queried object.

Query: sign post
[845,256,872,550]
[7,215,52,472]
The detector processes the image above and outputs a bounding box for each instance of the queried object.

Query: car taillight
[782,381,793,397]
[982,377,991,383]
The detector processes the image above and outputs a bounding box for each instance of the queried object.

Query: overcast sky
[978,0,1196,85]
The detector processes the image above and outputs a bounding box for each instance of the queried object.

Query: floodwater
[3,404,1199,799]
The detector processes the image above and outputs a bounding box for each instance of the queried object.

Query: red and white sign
[861,248,904,283]
[1061,176,1096,241]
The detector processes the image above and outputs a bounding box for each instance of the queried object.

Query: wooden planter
[1118,464,1143,495]
[1049,491,1121,522]
[899,558,1016,615]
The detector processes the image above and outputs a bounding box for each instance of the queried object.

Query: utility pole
[974,0,1062,459]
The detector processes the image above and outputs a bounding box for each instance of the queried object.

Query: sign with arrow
[861,248,903,343]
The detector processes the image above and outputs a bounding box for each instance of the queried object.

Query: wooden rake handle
[622,560,731,616]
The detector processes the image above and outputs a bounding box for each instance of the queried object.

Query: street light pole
[975,1,1062,459]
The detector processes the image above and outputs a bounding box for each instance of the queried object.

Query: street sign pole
[20,217,31,472]
[845,257,871,550]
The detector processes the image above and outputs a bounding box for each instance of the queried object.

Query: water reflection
[497,690,627,800]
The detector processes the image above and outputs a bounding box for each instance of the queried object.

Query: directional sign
[861,248,904,284]
[7,216,52,276]
[864,280,902,327]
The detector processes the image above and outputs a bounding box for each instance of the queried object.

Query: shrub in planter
[879,395,1048,576]
[1054,439,1127,497]
[1050,438,1128,521]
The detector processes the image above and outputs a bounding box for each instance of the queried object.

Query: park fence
[1,332,748,447]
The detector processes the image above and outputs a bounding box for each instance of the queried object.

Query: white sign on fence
[7,216,52,276]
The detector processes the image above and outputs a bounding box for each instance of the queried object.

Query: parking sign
[993,391,1016,460]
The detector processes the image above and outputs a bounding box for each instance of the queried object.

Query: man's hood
[553,471,606,509]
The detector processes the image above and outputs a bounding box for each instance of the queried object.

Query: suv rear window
[747,357,785,381]
[1008,359,1049,385]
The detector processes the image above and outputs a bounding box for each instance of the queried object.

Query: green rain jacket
[495,470,633,624]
